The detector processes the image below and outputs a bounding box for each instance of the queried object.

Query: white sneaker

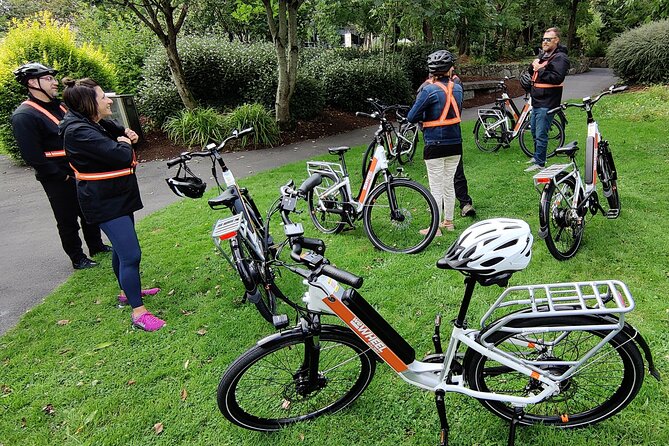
[526,158,538,164]
[524,163,543,172]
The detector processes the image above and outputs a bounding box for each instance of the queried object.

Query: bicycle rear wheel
[229,234,276,322]
[397,123,418,165]
[518,116,565,158]
[540,173,584,260]
[474,115,504,153]
[217,325,377,431]
[597,141,620,212]
[465,315,644,428]
[307,172,347,234]
[361,141,376,180]
[362,178,439,254]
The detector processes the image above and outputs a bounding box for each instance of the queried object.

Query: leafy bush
[290,74,326,119]
[321,59,413,112]
[137,36,277,125]
[223,103,280,148]
[162,107,227,148]
[607,19,669,84]
[0,11,117,159]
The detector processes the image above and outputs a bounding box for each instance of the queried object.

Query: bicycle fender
[255,324,358,349]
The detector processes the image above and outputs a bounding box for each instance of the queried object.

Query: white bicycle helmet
[438,218,532,276]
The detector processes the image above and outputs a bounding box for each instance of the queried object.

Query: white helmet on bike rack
[439,218,533,276]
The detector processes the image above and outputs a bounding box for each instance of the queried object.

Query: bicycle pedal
[272,314,290,329]
[606,209,620,219]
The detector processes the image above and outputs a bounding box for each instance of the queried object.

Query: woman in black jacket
[60,78,164,331]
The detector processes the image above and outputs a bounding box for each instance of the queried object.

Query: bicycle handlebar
[165,127,255,168]
[289,242,363,289]
[548,85,628,114]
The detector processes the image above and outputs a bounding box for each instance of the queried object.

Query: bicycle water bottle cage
[555,141,579,158]
[208,186,238,210]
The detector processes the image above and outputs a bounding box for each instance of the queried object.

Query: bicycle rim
[541,174,584,260]
[518,118,565,158]
[474,115,503,153]
[363,179,438,254]
[466,316,644,427]
[598,145,620,211]
[398,125,418,164]
[308,172,347,234]
[217,327,376,431]
[361,141,376,180]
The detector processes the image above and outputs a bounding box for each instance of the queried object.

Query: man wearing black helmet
[408,50,464,234]
[524,27,570,172]
[10,62,109,270]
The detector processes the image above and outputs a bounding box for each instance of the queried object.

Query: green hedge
[607,20,669,84]
[0,12,117,160]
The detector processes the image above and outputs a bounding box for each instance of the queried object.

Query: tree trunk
[422,18,433,43]
[567,0,580,49]
[164,40,197,110]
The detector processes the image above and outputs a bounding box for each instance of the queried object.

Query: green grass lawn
[1,87,669,446]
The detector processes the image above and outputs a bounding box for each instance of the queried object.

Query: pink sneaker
[118,288,161,305]
[132,312,165,331]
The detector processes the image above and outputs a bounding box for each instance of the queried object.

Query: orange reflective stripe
[422,81,461,128]
[44,150,66,158]
[533,83,563,88]
[22,101,67,126]
[531,55,563,88]
[69,163,135,181]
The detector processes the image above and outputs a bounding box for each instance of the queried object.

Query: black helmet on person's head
[13,62,58,86]
[166,175,206,199]
[427,50,455,74]
[519,71,532,92]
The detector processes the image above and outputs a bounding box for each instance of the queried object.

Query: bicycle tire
[361,141,376,181]
[597,141,620,212]
[540,173,584,260]
[397,123,418,165]
[474,114,504,153]
[229,234,276,323]
[518,115,565,158]
[307,171,348,234]
[362,178,439,254]
[217,325,377,431]
[465,315,644,427]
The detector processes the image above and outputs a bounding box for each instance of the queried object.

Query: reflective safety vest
[69,152,138,181]
[23,100,69,158]
[422,80,461,128]
[531,56,564,89]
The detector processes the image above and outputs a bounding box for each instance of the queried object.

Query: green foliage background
[607,19,669,84]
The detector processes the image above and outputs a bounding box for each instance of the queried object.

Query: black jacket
[59,111,143,224]
[528,45,570,109]
[11,96,71,182]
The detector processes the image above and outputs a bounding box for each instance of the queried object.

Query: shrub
[136,77,182,128]
[290,74,326,119]
[607,20,669,84]
[0,11,117,159]
[162,107,227,148]
[320,59,413,112]
[223,103,280,148]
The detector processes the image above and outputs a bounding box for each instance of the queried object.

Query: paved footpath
[0,68,618,335]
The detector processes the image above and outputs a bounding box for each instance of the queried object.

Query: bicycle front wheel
[229,234,276,323]
[597,141,620,212]
[361,141,376,180]
[540,173,584,260]
[362,178,439,254]
[307,172,347,234]
[465,315,644,428]
[397,123,418,165]
[474,115,504,153]
[518,116,565,158]
[217,326,377,431]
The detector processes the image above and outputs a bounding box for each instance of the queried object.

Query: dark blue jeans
[530,107,555,166]
[99,215,143,308]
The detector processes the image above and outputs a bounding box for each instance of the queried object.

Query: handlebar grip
[612,85,628,93]
[321,264,363,289]
[166,158,182,168]
[548,105,562,114]
[356,112,376,119]
[237,127,254,138]
[297,173,322,196]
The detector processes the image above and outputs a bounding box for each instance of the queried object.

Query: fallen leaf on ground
[183,359,190,369]
[57,320,70,326]
[127,380,136,386]
[196,328,207,336]
[42,404,55,415]
[180,389,188,401]
[154,422,164,434]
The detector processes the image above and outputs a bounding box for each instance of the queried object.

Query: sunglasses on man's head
[542,37,556,42]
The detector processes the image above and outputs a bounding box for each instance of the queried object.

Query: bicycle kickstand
[435,389,449,446]
[507,406,525,446]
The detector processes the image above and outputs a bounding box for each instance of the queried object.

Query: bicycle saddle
[208,186,238,210]
[328,146,350,155]
[555,141,579,157]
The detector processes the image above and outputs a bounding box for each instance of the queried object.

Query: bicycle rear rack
[477,108,505,120]
[211,214,244,267]
[532,163,571,190]
[479,280,635,342]
[307,160,345,181]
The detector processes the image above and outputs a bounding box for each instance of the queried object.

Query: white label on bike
[222,169,236,187]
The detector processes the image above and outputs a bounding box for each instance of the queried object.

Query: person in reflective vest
[10,63,108,270]
[525,27,570,172]
[407,50,463,234]
[60,77,164,332]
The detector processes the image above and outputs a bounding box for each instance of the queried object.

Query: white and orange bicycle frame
[296,272,634,406]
